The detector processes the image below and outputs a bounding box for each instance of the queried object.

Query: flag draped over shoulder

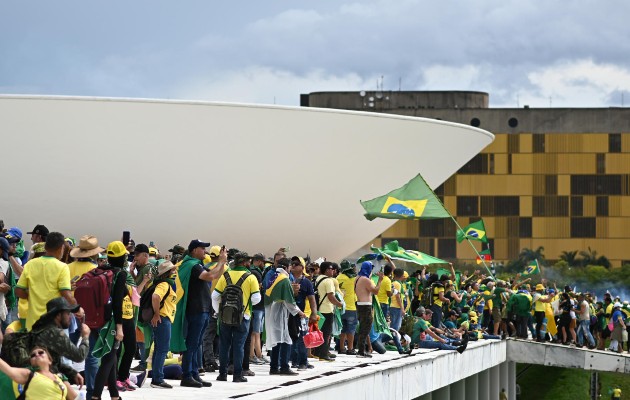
[170,255,196,353]
[360,174,451,221]
[369,240,449,266]
[456,219,488,243]
[476,249,492,265]
[522,260,541,276]
[264,272,295,306]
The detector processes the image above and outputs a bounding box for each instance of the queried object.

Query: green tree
[579,247,611,269]
[559,250,579,267]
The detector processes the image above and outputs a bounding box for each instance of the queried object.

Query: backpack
[219,271,251,327]
[74,268,118,329]
[138,279,171,324]
[315,276,331,308]
[421,283,436,308]
[0,329,41,367]
[399,314,416,336]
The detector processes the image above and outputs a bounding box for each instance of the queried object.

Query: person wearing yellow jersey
[532,284,553,342]
[201,245,224,373]
[289,257,317,370]
[430,276,449,327]
[149,261,179,389]
[337,260,357,355]
[390,269,405,331]
[377,264,393,320]
[68,235,103,295]
[612,386,622,399]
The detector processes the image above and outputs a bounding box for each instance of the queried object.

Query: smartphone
[149,241,154,247]
[122,231,131,246]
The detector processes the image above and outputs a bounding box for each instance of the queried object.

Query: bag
[138,280,171,324]
[92,318,116,359]
[314,276,331,308]
[608,321,614,332]
[15,370,35,400]
[219,271,251,327]
[303,323,324,349]
[422,283,438,308]
[0,330,40,367]
[74,268,118,329]
[399,314,416,336]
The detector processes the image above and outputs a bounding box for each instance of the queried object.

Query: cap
[7,227,22,240]
[27,224,49,236]
[234,251,252,265]
[535,284,545,291]
[252,253,266,261]
[134,244,150,254]
[168,244,185,255]
[0,237,9,261]
[188,239,211,252]
[107,241,128,258]
[149,247,158,256]
[209,246,222,257]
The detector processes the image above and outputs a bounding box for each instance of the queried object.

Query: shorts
[341,310,358,334]
[251,309,264,333]
[492,307,501,322]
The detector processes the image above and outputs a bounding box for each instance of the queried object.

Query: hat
[69,235,105,258]
[209,246,222,257]
[39,297,80,322]
[2,232,20,244]
[149,247,158,256]
[27,224,49,236]
[107,241,128,258]
[614,302,622,308]
[188,239,210,252]
[291,256,306,267]
[0,237,9,261]
[252,253,266,261]
[234,252,252,265]
[168,244,185,255]
[32,242,45,254]
[157,260,176,276]
[7,227,22,240]
[134,244,149,254]
[535,284,545,291]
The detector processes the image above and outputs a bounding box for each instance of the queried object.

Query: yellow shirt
[25,372,67,400]
[433,285,445,307]
[122,285,134,320]
[315,275,337,314]
[391,281,403,309]
[214,267,260,318]
[154,281,179,322]
[67,260,96,295]
[534,295,549,312]
[377,275,392,305]
[613,388,622,396]
[6,319,22,333]
[336,273,357,311]
[16,256,71,331]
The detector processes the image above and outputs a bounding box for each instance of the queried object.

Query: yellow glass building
[304,91,630,267]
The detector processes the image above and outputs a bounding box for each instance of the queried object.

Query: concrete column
[499,361,509,396]
[465,374,479,400]
[507,362,517,400]
[433,385,450,400]
[450,378,466,400]
[478,369,490,400]
[490,365,501,400]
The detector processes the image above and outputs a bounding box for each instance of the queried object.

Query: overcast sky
[2,1,629,108]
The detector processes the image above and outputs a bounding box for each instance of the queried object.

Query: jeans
[430,304,443,328]
[85,329,100,399]
[390,307,403,332]
[151,317,172,383]
[380,303,390,320]
[291,336,308,367]
[182,312,209,379]
[219,318,250,378]
[270,342,292,371]
[417,340,458,351]
[577,319,595,346]
[202,314,218,367]
[371,333,403,354]
[534,311,545,341]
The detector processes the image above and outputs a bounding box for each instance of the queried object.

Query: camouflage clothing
[134,262,158,291]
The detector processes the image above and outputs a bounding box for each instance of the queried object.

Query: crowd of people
[0,222,628,399]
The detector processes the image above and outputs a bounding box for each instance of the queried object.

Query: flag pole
[414,174,495,279]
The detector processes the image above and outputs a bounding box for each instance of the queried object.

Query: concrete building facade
[304,91,630,267]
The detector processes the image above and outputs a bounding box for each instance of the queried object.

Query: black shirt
[250,266,265,311]
[186,262,212,314]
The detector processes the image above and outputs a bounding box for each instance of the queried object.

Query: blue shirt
[292,276,314,311]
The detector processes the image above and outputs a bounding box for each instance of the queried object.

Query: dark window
[571,196,583,216]
[480,196,520,216]
[609,133,621,153]
[437,239,456,259]
[417,239,435,255]
[489,154,495,174]
[382,238,419,250]
[545,175,558,195]
[508,154,512,174]
[596,154,606,174]
[533,134,545,153]
[458,154,488,174]
[596,196,609,216]
[508,117,518,128]
[457,196,479,216]
[470,118,480,127]
[519,217,532,238]
[571,175,622,195]
[571,217,596,238]
[434,184,444,195]
[508,135,520,153]
[419,220,456,237]
[532,196,569,217]
[300,94,310,107]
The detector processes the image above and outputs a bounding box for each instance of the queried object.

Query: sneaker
[243,369,255,377]
[278,368,299,376]
[306,363,315,369]
[115,380,128,392]
[233,376,248,383]
[346,349,358,356]
[327,353,337,359]
[297,365,308,371]
[251,356,264,365]
[181,378,203,388]
[130,364,146,372]
[217,374,227,381]
[135,371,147,388]
[357,352,372,358]
[150,381,173,389]
[260,355,270,364]
[316,354,335,362]
[195,377,212,387]
[270,369,280,375]
[123,379,137,391]
[198,368,206,376]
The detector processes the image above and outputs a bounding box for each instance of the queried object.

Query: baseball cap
[107,241,128,258]
[188,239,211,252]
[7,227,23,240]
[168,244,185,255]
[149,247,158,256]
[209,245,222,257]
[27,224,49,236]
[134,244,150,254]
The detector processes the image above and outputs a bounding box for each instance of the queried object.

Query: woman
[609,302,626,353]
[0,346,78,399]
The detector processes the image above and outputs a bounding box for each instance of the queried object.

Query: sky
[2,0,630,108]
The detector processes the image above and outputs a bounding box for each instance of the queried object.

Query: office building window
[571,196,583,216]
[596,196,609,216]
[596,154,606,174]
[571,175,622,195]
[457,196,479,216]
[609,133,621,153]
[437,238,456,259]
[533,196,569,217]
[571,217,596,238]
[533,134,545,153]
[458,154,488,174]
[519,217,532,238]
[508,135,520,153]
[545,175,558,195]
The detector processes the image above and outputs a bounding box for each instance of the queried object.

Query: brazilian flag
[456,219,488,243]
[522,260,541,276]
[360,174,451,221]
[367,240,449,266]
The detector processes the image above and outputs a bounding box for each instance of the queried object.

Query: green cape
[264,273,295,306]
[170,255,197,352]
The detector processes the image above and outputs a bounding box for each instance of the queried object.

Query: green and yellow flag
[360,174,451,221]
[522,259,541,276]
[370,240,449,266]
[456,219,488,243]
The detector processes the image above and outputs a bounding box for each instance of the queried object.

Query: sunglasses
[30,350,46,358]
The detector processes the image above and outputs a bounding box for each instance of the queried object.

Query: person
[172,240,225,388]
[354,261,384,357]
[376,264,393,320]
[202,245,228,373]
[15,232,76,331]
[249,253,267,365]
[0,237,11,325]
[507,288,531,339]
[212,252,261,383]
[337,260,358,355]
[576,293,596,349]
[390,268,405,332]
[289,257,317,370]
[26,224,48,261]
[532,284,553,342]
[411,309,468,353]
[149,261,179,389]
[313,262,343,361]
[431,275,449,328]
[609,302,626,353]
[612,385,622,400]
[0,345,79,399]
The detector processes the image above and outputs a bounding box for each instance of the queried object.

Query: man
[411,309,468,353]
[354,261,384,358]
[129,243,155,372]
[576,293,596,349]
[313,261,343,361]
[337,260,357,355]
[26,224,48,261]
[68,235,103,293]
[377,264,393,320]
[168,244,186,265]
[15,232,76,331]
[0,238,11,324]
[532,284,553,342]
[173,240,226,388]
[249,253,267,365]
[390,268,406,332]
[212,252,261,383]
[430,275,450,328]
[202,245,224,373]
[507,287,532,339]
[289,256,317,370]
